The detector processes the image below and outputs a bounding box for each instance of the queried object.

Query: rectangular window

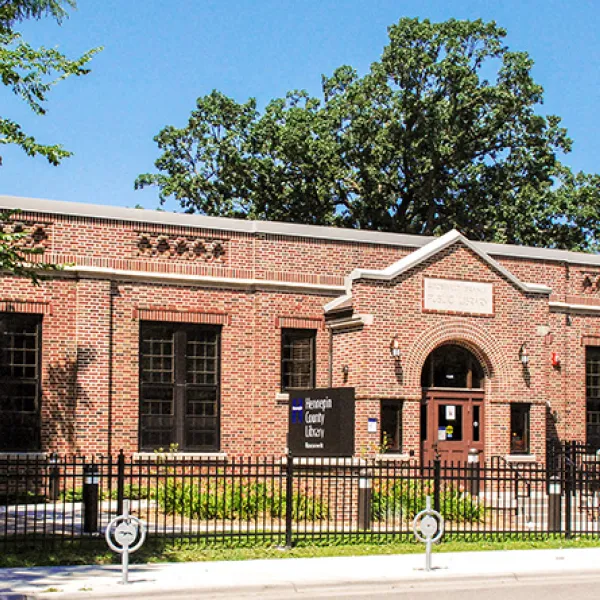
[281,329,316,391]
[381,401,402,453]
[0,313,42,451]
[139,322,220,452]
[510,403,530,454]
[586,347,600,449]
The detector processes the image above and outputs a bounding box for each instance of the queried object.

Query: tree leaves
[137,17,600,251]
[0,210,59,285]
[0,1,101,166]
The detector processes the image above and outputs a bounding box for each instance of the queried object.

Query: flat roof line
[2,195,600,267]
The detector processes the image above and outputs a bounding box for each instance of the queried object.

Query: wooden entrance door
[421,390,484,464]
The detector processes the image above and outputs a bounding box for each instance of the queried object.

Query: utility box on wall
[288,387,355,457]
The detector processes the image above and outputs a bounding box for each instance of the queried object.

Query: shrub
[371,479,485,523]
[157,480,328,521]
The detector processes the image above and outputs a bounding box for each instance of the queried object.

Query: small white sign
[438,428,447,441]
[445,405,456,421]
[368,418,377,433]
[424,278,493,315]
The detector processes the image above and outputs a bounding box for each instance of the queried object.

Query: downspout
[107,281,114,457]
[328,325,333,388]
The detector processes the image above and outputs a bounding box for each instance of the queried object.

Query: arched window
[421,344,484,389]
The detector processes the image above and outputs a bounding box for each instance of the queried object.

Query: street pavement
[1,547,600,599]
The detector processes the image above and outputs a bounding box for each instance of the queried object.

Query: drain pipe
[328,325,333,387]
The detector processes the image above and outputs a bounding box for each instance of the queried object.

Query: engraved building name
[423,278,493,315]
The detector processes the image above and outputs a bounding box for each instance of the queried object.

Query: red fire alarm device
[551,352,560,367]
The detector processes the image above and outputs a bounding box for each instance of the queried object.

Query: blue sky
[2,0,599,211]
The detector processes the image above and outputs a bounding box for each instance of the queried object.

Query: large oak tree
[136,18,600,251]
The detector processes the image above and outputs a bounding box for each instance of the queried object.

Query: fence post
[467,449,480,497]
[433,458,441,513]
[48,452,60,501]
[358,468,372,530]
[548,475,562,533]
[82,459,99,534]
[564,441,576,539]
[285,450,294,548]
[117,449,125,517]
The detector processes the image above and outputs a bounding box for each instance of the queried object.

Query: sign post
[412,495,444,571]
[105,500,147,584]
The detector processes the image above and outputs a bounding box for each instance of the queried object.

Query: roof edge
[1,195,599,268]
[350,230,552,295]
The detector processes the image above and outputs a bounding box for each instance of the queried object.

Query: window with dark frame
[0,313,42,452]
[381,401,402,453]
[139,322,220,452]
[510,403,530,454]
[586,347,600,449]
[281,329,316,391]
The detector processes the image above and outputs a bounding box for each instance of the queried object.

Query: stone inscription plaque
[423,278,493,315]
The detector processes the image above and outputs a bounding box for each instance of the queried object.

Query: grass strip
[1,536,599,569]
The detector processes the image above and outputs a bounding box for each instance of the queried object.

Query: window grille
[0,313,42,451]
[140,322,220,451]
[281,329,316,391]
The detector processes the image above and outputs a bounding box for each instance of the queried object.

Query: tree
[0,0,100,165]
[136,18,600,251]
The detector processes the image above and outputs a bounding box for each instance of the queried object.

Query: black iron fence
[2,448,600,549]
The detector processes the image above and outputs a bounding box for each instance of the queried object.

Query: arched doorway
[421,344,485,463]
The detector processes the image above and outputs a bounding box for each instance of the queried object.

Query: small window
[281,329,316,391]
[381,401,402,453]
[0,313,42,451]
[510,404,530,454]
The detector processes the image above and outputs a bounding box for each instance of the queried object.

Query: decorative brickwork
[135,231,227,263]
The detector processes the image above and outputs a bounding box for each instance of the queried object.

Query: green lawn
[1,536,599,569]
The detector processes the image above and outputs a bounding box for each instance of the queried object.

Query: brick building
[2,195,600,463]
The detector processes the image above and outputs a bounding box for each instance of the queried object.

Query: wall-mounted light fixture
[342,365,349,376]
[519,343,529,367]
[566,314,572,326]
[390,335,401,361]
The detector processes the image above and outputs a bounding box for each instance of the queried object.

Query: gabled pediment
[324,230,552,316]
[348,229,551,294]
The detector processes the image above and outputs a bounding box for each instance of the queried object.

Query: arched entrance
[421,344,485,463]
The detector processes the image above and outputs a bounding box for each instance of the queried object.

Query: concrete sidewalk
[1,547,600,599]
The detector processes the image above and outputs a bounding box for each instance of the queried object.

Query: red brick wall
[1,207,598,461]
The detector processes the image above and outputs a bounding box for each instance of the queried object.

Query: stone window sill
[275,392,290,404]
[133,452,227,461]
[0,452,47,459]
[504,454,536,463]
[281,456,369,467]
[376,453,412,462]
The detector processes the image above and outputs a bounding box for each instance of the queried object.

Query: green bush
[371,479,426,521]
[108,484,154,501]
[371,480,485,523]
[157,480,329,521]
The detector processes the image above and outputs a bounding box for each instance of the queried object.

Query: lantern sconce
[519,343,529,367]
[390,335,401,361]
[342,364,349,380]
